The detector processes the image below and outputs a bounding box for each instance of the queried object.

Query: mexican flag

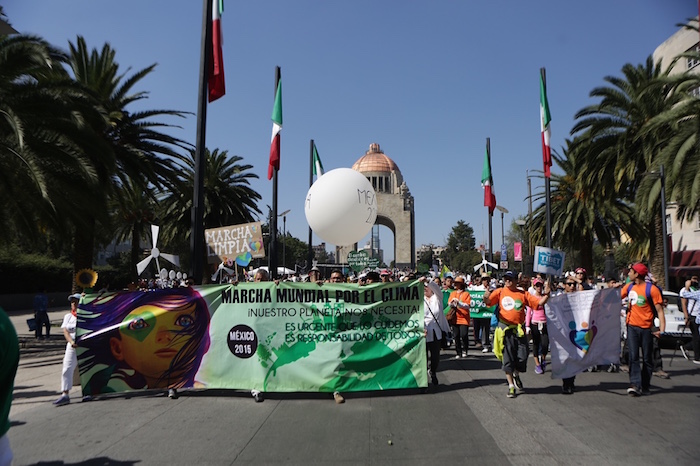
[268,75,282,180]
[540,69,552,178]
[208,0,225,102]
[481,143,496,215]
[312,142,324,179]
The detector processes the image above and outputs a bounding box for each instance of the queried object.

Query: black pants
[452,324,469,356]
[531,322,549,360]
[684,318,700,361]
[35,311,50,338]
[473,318,491,347]
[426,332,442,375]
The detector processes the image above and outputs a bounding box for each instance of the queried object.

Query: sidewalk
[5,308,700,465]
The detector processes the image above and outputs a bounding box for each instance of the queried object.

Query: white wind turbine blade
[151,225,160,248]
[473,263,482,272]
[137,255,154,275]
[160,253,180,268]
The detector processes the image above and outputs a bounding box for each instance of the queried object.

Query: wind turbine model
[473,249,498,273]
[211,260,235,283]
[137,225,180,276]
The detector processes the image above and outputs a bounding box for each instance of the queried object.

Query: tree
[159,148,262,273]
[571,56,681,288]
[59,36,190,289]
[529,138,643,274]
[417,247,434,269]
[441,220,481,273]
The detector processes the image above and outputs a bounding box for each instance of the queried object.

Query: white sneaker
[680,345,689,360]
[455,354,461,359]
[482,347,489,353]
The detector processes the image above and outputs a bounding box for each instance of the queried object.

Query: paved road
[5,307,700,465]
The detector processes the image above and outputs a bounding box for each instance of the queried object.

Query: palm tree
[159,148,263,273]
[570,57,681,287]
[63,36,191,288]
[0,32,104,246]
[529,138,643,274]
[110,176,157,282]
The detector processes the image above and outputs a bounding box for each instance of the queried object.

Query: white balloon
[169,270,177,280]
[304,168,378,246]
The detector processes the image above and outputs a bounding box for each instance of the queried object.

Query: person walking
[53,293,81,406]
[33,288,50,339]
[448,276,471,359]
[620,263,665,396]
[525,277,549,375]
[484,271,550,398]
[423,279,450,386]
[679,276,700,364]
[560,277,578,394]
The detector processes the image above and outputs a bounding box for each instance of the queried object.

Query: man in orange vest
[620,263,665,396]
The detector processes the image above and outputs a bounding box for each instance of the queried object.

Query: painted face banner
[544,288,621,380]
[76,282,427,395]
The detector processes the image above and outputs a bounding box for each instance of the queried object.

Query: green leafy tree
[441,220,481,273]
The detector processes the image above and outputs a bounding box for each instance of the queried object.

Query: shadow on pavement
[27,458,140,466]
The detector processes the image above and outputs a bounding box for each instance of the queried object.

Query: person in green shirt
[1,307,19,465]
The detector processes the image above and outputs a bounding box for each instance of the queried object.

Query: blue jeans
[627,324,653,390]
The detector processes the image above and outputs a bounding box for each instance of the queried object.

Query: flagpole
[269,66,281,280]
[307,139,314,271]
[541,68,552,250]
[190,0,213,285]
[487,138,494,264]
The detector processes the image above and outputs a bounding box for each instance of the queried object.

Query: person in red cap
[620,263,665,396]
[573,267,593,291]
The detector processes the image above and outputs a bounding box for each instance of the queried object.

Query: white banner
[545,288,621,379]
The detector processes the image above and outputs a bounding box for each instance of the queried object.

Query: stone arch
[336,143,415,269]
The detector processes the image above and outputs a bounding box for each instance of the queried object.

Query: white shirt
[680,287,700,317]
[424,294,449,343]
[61,313,77,340]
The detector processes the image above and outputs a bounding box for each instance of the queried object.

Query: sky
[4,1,697,264]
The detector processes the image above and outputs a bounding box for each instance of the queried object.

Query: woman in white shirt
[53,293,81,406]
[423,280,450,386]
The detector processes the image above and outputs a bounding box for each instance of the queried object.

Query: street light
[278,209,291,275]
[495,205,508,246]
[642,166,669,290]
[515,219,526,273]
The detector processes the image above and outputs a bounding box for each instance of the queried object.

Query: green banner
[468,289,496,318]
[76,282,426,396]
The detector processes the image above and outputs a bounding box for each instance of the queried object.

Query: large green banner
[76,282,426,396]
[468,290,496,319]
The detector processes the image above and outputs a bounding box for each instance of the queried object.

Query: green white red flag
[268,76,283,180]
[481,143,496,215]
[208,0,225,102]
[312,142,324,180]
[540,70,552,178]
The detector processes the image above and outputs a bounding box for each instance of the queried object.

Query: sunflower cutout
[76,268,98,288]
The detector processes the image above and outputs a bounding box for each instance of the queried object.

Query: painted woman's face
[110,304,196,385]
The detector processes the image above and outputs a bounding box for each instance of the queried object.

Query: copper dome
[352,143,398,174]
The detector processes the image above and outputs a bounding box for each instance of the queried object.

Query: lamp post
[515,219,526,273]
[495,205,508,246]
[642,166,669,290]
[279,209,291,275]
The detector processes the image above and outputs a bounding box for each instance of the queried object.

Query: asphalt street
[5,306,700,465]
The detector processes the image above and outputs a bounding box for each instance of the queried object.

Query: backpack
[625,282,658,318]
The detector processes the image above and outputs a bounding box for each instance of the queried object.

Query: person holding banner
[484,271,550,399]
[423,279,450,386]
[620,263,664,397]
[448,276,472,359]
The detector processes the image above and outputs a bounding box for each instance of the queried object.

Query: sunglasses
[565,282,576,286]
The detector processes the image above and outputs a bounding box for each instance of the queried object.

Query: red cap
[575,267,586,274]
[631,263,648,277]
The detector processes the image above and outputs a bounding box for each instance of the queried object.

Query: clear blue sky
[5,1,696,263]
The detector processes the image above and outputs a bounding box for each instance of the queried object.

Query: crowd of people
[44,261,700,411]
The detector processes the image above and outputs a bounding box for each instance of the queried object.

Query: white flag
[545,288,621,380]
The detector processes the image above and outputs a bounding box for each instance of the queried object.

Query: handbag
[445,306,457,324]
